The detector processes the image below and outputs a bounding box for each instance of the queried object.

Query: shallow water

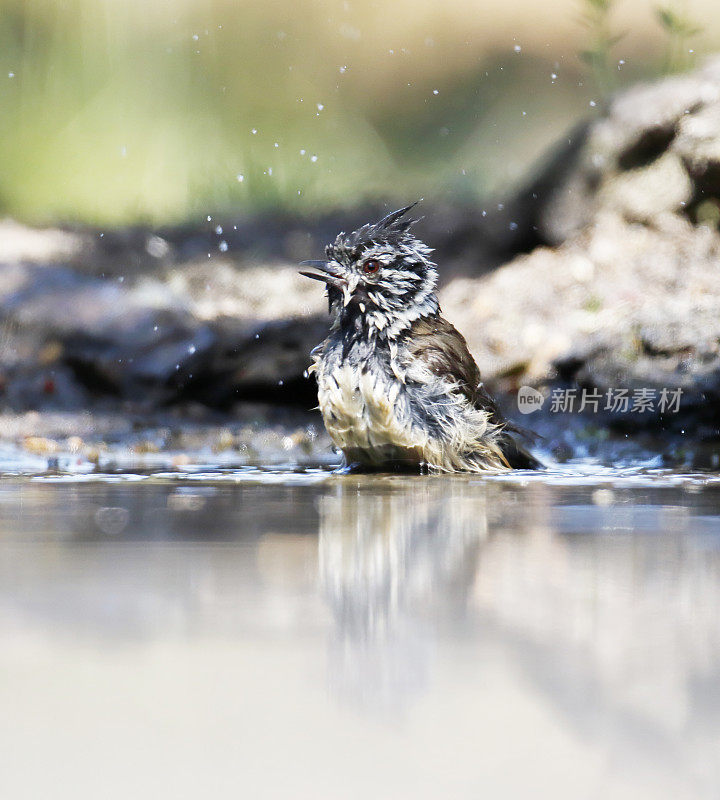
[1,465,720,799]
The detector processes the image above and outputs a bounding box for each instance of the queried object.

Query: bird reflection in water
[318,477,489,712]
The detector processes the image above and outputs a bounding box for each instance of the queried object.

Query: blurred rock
[442,57,720,438]
[523,58,720,243]
[442,212,720,428]
[0,219,86,263]
[0,257,326,411]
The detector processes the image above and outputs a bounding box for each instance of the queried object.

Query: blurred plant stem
[656,2,702,73]
[578,0,624,98]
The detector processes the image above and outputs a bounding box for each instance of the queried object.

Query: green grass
[0,0,715,226]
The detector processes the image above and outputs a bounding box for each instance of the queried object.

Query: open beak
[298,260,346,290]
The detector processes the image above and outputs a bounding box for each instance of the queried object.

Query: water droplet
[300,149,306,155]
[589,100,597,107]
[8,72,15,78]
[188,345,196,354]
[251,128,258,135]
[317,103,324,111]
[514,45,522,53]
[215,225,223,235]
[207,215,212,221]
[219,240,228,252]
[310,155,318,163]
[236,174,244,182]
[432,89,439,95]
[192,34,199,41]
[551,72,557,80]
[274,142,279,147]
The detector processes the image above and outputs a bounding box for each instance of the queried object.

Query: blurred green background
[1,0,718,225]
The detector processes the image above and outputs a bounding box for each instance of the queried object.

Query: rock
[441,58,720,439]
[0,219,87,263]
[0,254,327,410]
[529,58,720,243]
[442,212,720,382]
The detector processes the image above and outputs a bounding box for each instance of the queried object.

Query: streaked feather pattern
[305,204,538,473]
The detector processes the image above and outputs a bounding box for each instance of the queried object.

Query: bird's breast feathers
[313,342,508,471]
[316,360,426,462]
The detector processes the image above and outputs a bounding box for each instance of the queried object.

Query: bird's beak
[299,260,346,290]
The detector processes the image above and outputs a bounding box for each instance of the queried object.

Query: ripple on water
[18,461,720,490]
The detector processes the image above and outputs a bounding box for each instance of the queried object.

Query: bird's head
[300,203,439,337]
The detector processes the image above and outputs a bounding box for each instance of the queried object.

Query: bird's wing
[406,315,541,469]
[405,315,492,409]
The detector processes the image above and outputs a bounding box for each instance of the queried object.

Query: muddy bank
[0,406,334,474]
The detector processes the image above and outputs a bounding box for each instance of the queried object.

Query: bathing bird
[300,203,538,472]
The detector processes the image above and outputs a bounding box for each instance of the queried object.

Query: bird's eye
[362,259,380,274]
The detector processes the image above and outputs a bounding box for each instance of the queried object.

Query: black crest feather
[327,201,422,259]
[375,201,421,232]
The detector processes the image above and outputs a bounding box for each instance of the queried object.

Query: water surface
[1,466,719,799]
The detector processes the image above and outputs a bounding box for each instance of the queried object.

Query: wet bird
[300,203,538,473]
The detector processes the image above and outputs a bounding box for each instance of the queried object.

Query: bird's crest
[327,201,423,259]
